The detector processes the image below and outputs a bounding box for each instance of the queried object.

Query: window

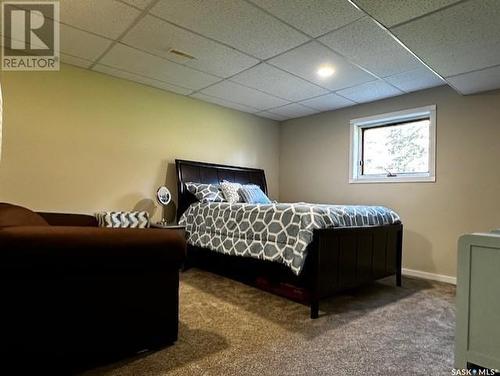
[349,105,436,183]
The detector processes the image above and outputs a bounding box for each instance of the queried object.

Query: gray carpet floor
[85,268,455,376]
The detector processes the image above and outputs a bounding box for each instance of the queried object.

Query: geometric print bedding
[95,211,150,228]
[179,202,400,275]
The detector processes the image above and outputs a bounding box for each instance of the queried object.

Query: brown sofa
[0,203,186,372]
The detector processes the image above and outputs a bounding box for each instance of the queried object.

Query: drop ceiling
[1,0,499,120]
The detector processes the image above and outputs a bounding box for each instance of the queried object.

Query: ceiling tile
[352,0,462,28]
[319,17,422,77]
[391,0,500,78]
[122,15,258,78]
[120,0,154,10]
[99,43,220,90]
[1,20,112,62]
[336,80,403,103]
[59,0,141,39]
[61,54,93,69]
[446,65,500,95]
[299,93,355,111]
[248,0,362,37]
[60,24,112,62]
[230,63,328,101]
[191,93,260,113]
[93,64,193,95]
[268,41,375,91]
[266,103,318,119]
[199,81,289,110]
[256,111,288,121]
[385,67,444,92]
[150,0,309,59]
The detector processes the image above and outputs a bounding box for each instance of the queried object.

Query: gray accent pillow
[0,203,49,228]
[220,181,242,203]
[186,182,225,203]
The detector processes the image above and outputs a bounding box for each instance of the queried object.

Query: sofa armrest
[0,226,186,271]
[37,212,98,227]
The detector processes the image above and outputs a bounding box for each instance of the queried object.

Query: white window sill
[349,175,436,184]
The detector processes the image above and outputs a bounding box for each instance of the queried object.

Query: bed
[176,159,403,319]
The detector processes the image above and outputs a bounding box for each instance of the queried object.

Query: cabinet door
[456,235,500,369]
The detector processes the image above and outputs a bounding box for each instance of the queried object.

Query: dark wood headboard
[175,159,267,219]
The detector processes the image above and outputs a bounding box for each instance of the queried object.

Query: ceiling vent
[168,49,196,61]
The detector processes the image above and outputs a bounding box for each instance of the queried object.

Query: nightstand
[151,223,185,230]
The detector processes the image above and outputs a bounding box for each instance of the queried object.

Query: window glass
[362,119,430,176]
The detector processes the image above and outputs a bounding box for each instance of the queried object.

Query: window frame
[349,105,436,184]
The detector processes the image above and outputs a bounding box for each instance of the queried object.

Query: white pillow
[220,181,242,204]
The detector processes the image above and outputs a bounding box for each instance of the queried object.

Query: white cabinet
[455,232,500,369]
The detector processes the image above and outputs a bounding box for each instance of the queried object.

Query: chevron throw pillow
[95,211,150,228]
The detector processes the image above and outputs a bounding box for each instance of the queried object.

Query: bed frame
[176,159,403,319]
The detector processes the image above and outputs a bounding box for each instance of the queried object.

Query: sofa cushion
[0,203,49,228]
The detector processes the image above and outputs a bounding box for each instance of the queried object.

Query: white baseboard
[402,268,456,285]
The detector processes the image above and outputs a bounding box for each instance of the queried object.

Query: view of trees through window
[362,119,430,175]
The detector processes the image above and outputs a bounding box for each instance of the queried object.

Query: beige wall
[0,64,280,221]
[280,86,500,278]
[2,64,499,278]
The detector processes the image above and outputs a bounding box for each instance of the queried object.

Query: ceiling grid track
[90,0,164,69]
[20,0,498,120]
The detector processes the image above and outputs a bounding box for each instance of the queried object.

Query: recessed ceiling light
[317,65,334,78]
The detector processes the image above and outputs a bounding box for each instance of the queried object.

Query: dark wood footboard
[184,223,403,319]
[306,223,403,318]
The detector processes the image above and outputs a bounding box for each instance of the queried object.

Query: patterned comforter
[179,202,401,275]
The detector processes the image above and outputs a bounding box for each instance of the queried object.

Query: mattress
[179,202,401,275]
